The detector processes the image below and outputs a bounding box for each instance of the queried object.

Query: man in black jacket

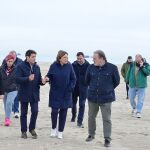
[85,50,120,147]
[71,52,90,127]
[16,50,45,139]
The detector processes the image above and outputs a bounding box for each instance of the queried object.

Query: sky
[0,0,150,64]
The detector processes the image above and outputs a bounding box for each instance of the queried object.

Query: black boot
[104,139,111,147]
[30,130,38,139]
[85,135,95,142]
[71,116,76,122]
[21,132,28,139]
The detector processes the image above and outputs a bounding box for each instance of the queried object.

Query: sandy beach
[0,62,150,150]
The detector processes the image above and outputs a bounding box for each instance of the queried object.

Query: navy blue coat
[46,61,76,109]
[85,62,120,104]
[72,60,90,99]
[16,61,43,102]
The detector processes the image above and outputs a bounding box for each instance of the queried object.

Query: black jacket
[0,64,18,93]
[72,60,90,99]
[0,77,3,95]
[85,62,120,104]
[72,60,90,87]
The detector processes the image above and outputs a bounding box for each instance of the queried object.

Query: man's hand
[41,77,46,85]
[29,74,35,81]
[140,61,144,67]
[0,95,4,99]
[45,76,50,82]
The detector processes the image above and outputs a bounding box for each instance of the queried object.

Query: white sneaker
[57,132,63,139]
[136,113,142,118]
[131,109,136,117]
[50,129,57,137]
[14,112,20,118]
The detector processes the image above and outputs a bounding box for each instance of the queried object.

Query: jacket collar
[94,62,107,69]
[24,60,37,67]
[55,61,70,67]
[73,59,88,66]
[1,63,15,73]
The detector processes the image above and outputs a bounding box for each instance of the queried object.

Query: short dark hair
[77,52,84,57]
[25,50,37,57]
[128,56,132,59]
[56,50,68,62]
[94,50,107,61]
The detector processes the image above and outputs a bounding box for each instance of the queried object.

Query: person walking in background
[16,50,45,139]
[0,54,18,126]
[85,50,120,147]
[0,63,4,98]
[126,54,150,118]
[45,50,76,139]
[0,74,4,119]
[2,51,22,66]
[71,52,90,128]
[2,50,23,118]
[121,56,133,99]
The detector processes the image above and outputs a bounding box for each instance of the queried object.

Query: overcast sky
[0,0,150,63]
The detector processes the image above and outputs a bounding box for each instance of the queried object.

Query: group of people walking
[0,49,150,148]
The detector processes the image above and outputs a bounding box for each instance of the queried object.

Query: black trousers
[20,102,38,132]
[126,83,129,98]
[51,108,68,132]
[72,87,87,124]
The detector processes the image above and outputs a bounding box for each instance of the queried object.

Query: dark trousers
[51,108,68,132]
[13,95,19,113]
[20,102,38,132]
[72,87,87,124]
[126,83,129,98]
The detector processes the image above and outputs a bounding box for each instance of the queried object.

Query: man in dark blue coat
[2,50,23,118]
[16,50,44,139]
[71,52,90,127]
[85,50,120,147]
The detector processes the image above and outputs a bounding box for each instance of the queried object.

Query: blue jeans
[129,87,145,113]
[12,95,19,113]
[3,91,18,119]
